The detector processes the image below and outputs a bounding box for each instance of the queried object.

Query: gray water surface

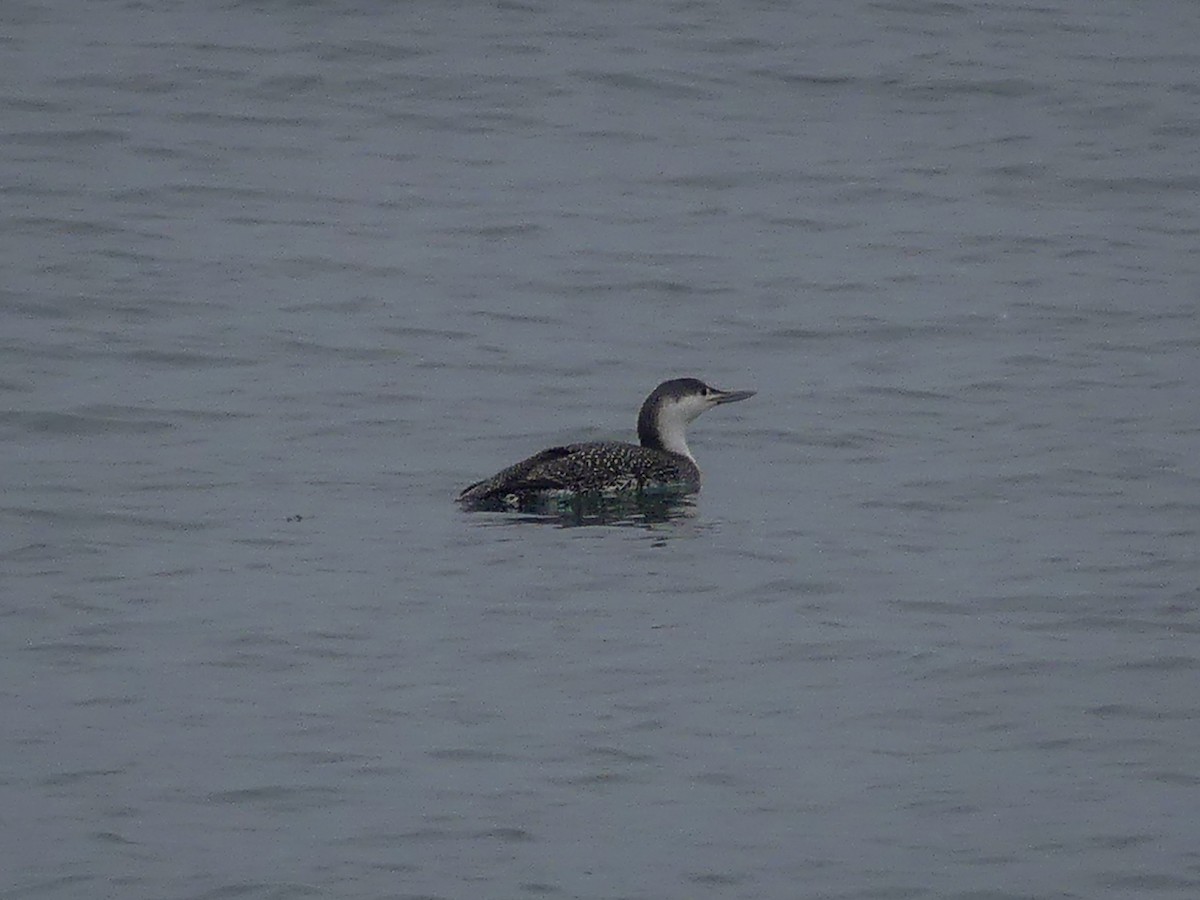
[3,1,1199,898]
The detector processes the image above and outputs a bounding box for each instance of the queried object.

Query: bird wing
[457,446,578,501]
[500,443,663,494]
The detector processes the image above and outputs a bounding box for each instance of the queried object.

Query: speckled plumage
[458,377,754,508]
[458,441,699,505]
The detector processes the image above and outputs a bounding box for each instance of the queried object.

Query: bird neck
[639,407,695,462]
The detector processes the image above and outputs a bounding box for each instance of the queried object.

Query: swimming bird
[458,377,754,507]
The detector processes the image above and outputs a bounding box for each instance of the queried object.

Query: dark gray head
[637,378,755,459]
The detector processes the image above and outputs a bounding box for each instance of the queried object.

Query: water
[3,1,1199,897]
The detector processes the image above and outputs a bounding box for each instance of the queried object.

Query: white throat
[655,406,697,462]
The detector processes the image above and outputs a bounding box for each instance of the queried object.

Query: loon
[458,377,754,506]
